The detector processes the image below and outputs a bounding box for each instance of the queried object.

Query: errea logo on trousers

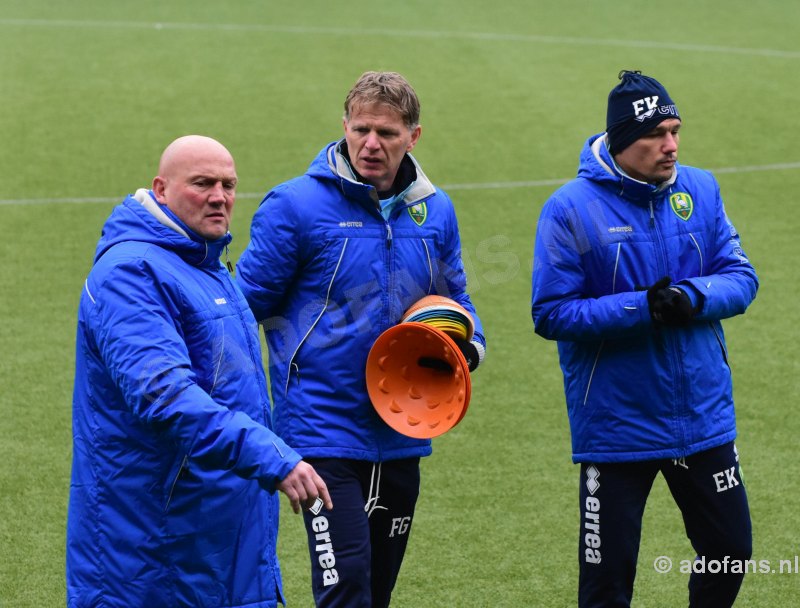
[311,515,339,587]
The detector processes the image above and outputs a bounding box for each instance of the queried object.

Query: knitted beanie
[606,70,680,154]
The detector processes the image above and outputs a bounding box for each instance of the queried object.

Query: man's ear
[152,176,166,203]
[407,125,422,152]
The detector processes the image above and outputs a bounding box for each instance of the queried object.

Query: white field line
[2,162,799,207]
[1,18,800,59]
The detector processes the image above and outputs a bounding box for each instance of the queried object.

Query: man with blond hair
[237,73,486,607]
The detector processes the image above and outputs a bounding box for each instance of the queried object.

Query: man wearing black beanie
[531,71,758,607]
[606,70,680,156]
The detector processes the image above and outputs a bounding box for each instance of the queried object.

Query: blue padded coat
[236,142,485,462]
[531,134,758,463]
[67,191,301,607]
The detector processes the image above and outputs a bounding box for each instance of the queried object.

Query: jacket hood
[577,133,678,206]
[305,140,436,211]
[94,189,232,267]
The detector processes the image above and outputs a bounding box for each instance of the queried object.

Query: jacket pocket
[582,341,605,408]
[710,321,729,367]
[284,239,349,396]
[164,454,188,512]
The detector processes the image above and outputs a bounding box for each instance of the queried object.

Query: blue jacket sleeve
[236,187,301,323]
[88,257,302,491]
[531,195,652,342]
[677,180,758,320]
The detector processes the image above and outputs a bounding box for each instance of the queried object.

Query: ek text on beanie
[606,70,680,155]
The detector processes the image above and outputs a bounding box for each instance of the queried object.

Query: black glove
[417,338,480,373]
[452,337,480,372]
[643,276,695,326]
[417,357,453,373]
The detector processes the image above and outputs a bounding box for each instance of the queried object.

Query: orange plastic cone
[366,322,471,439]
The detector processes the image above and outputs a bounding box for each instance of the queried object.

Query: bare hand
[276,461,333,514]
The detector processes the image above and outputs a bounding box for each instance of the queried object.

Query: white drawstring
[364,462,388,516]
[672,457,689,470]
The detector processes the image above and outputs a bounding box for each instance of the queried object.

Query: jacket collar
[324,140,436,211]
[94,189,231,268]
[581,133,677,205]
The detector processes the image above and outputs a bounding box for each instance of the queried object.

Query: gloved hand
[643,276,695,326]
[417,338,481,373]
[452,337,480,372]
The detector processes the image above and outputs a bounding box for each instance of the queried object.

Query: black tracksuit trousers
[578,442,752,607]
[301,457,421,608]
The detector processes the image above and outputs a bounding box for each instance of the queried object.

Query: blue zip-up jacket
[68,190,301,607]
[236,141,485,461]
[531,134,758,463]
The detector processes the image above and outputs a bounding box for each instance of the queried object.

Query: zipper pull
[225,246,233,273]
[386,223,393,249]
[649,202,655,227]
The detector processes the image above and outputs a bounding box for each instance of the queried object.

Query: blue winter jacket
[531,134,758,463]
[68,190,301,607]
[236,141,485,461]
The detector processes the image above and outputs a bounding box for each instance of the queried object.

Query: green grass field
[2,1,799,606]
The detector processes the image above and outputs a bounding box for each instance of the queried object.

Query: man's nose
[209,182,227,202]
[365,131,380,150]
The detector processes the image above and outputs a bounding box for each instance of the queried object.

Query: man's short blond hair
[343,71,420,130]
